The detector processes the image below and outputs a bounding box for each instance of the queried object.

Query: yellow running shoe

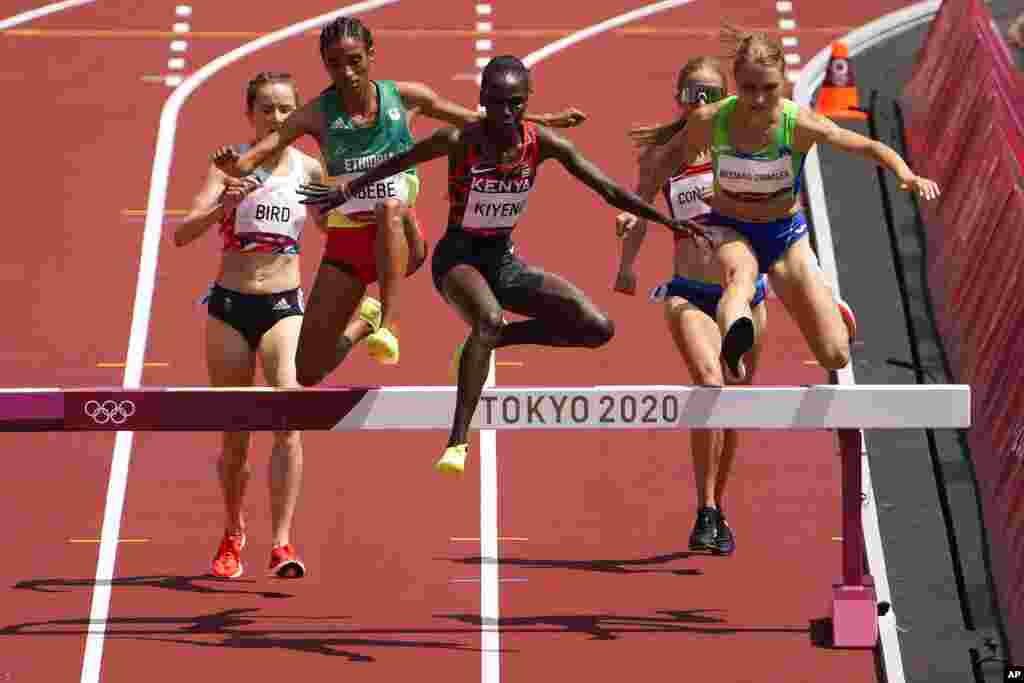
[435,443,468,474]
[359,296,381,333]
[367,327,399,365]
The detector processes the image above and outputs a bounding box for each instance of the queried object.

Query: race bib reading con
[667,171,713,221]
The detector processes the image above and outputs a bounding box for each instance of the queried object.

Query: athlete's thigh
[299,262,366,353]
[259,315,303,388]
[441,264,503,328]
[711,223,758,279]
[664,296,723,383]
[767,235,845,351]
[206,316,257,387]
[498,264,603,321]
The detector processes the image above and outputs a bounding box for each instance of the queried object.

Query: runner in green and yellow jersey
[630,25,938,382]
[213,17,585,384]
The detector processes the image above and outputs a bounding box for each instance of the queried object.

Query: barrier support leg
[831,428,879,648]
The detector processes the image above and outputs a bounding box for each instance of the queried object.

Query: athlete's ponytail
[629,56,728,148]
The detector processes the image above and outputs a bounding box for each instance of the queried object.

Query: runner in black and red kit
[300,56,699,474]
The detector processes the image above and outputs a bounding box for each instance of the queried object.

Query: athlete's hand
[899,175,940,201]
[670,218,712,245]
[629,122,675,148]
[220,176,260,213]
[297,181,350,210]
[546,107,587,128]
[615,211,638,238]
[211,146,242,176]
[614,267,637,296]
[1008,14,1024,48]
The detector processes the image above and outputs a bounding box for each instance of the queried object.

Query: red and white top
[447,121,542,236]
[661,159,713,241]
[220,147,309,255]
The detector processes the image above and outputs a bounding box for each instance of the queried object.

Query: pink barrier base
[832,583,879,648]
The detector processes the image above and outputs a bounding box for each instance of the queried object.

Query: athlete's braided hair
[480,55,531,91]
[245,72,299,112]
[319,17,374,55]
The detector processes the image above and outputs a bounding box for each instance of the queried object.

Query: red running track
[0,0,912,680]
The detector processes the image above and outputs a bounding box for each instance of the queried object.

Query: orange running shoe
[211,531,246,579]
[268,544,306,579]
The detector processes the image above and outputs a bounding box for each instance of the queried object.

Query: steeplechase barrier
[3,382,970,649]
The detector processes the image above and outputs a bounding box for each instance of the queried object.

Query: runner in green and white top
[213,17,585,385]
[631,25,939,382]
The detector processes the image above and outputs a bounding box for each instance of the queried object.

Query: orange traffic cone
[815,42,867,120]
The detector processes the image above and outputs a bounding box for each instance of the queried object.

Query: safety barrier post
[833,428,878,647]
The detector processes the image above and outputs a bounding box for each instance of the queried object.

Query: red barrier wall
[903,0,1024,661]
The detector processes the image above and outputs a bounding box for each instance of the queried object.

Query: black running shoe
[714,512,736,556]
[689,506,720,551]
[721,316,755,382]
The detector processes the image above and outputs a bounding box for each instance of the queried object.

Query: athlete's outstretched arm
[211,104,316,178]
[297,127,459,210]
[796,108,940,200]
[538,126,694,237]
[615,142,679,293]
[396,81,586,128]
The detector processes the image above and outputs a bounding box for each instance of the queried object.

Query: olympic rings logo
[84,400,137,425]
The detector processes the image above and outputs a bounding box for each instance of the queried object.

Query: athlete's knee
[374,198,404,224]
[272,430,302,450]
[581,313,615,348]
[471,310,505,348]
[691,360,725,386]
[220,433,250,464]
[295,350,326,388]
[296,365,326,388]
[817,338,851,371]
[721,260,758,290]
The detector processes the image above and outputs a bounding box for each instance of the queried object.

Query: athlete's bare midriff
[708,191,801,223]
[217,251,300,294]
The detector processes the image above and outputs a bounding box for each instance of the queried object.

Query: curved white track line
[794,3,941,681]
[0,0,95,30]
[81,3,399,682]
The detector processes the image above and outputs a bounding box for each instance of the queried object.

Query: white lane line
[79,3,400,682]
[0,0,95,30]
[794,3,941,681]
[775,1,800,83]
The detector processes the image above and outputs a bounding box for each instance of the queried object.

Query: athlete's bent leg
[496,267,615,348]
[441,264,506,451]
[296,263,368,387]
[769,236,849,370]
[374,198,409,332]
[714,229,759,380]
